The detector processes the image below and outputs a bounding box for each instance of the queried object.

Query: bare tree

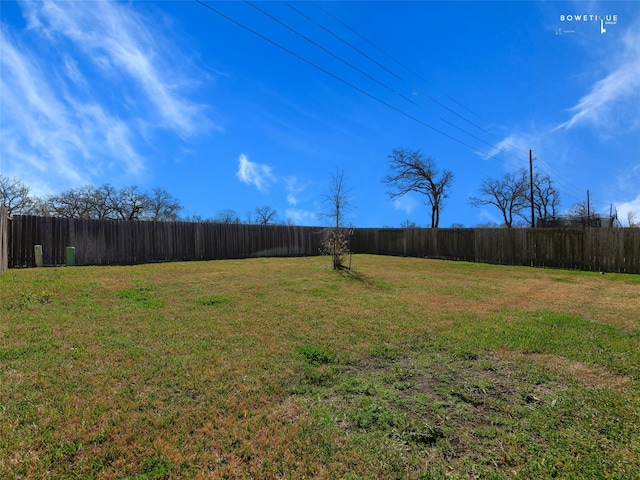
[44,184,180,221]
[568,201,590,218]
[0,177,182,222]
[254,205,277,225]
[383,148,453,228]
[215,209,239,224]
[400,220,418,228]
[321,169,353,229]
[111,186,149,220]
[628,210,639,227]
[469,170,529,228]
[2,179,182,221]
[46,185,97,218]
[470,169,560,227]
[46,184,118,219]
[184,214,219,223]
[30,197,52,216]
[566,201,602,227]
[0,174,34,216]
[320,170,354,270]
[532,172,560,221]
[146,187,182,221]
[92,184,119,219]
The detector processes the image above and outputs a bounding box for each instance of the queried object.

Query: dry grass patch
[497,350,632,389]
[392,259,639,331]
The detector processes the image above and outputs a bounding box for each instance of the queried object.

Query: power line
[309,3,536,165]
[311,3,549,164]
[315,3,489,124]
[196,0,495,158]
[199,1,514,163]
[532,157,586,203]
[245,1,417,105]
[285,2,403,82]
[414,89,490,135]
[438,117,521,169]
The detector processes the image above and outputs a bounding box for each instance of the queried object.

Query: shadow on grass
[337,267,371,284]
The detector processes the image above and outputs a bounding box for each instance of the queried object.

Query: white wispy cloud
[393,196,418,215]
[1,26,143,184]
[0,0,212,193]
[62,54,86,88]
[549,12,640,213]
[610,159,640,222]
[479,132,535,167]
[236,154,276,192]
[554,19,640,133]
[476,208,501,226]
[285,208,318,225]
[1,28,90,185]
[284,175,310,206]
[24,0,212,138]
[614,194,640,226]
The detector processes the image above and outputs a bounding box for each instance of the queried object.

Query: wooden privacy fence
[350,228,640,274]
[8,215,323,267]
[6,216,640,273]
[0,206,8,274]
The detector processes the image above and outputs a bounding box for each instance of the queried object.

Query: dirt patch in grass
[497,349,632,389]
[306,347,568,476]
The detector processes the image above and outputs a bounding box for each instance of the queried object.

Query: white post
[34,245,43,267]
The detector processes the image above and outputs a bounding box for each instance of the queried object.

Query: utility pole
[529,150,535,228]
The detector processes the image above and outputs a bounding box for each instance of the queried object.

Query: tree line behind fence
[4,215,640,274]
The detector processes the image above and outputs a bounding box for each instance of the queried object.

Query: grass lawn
[1,254,639,479]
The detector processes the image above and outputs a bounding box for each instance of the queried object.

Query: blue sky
[1,1,639,227]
